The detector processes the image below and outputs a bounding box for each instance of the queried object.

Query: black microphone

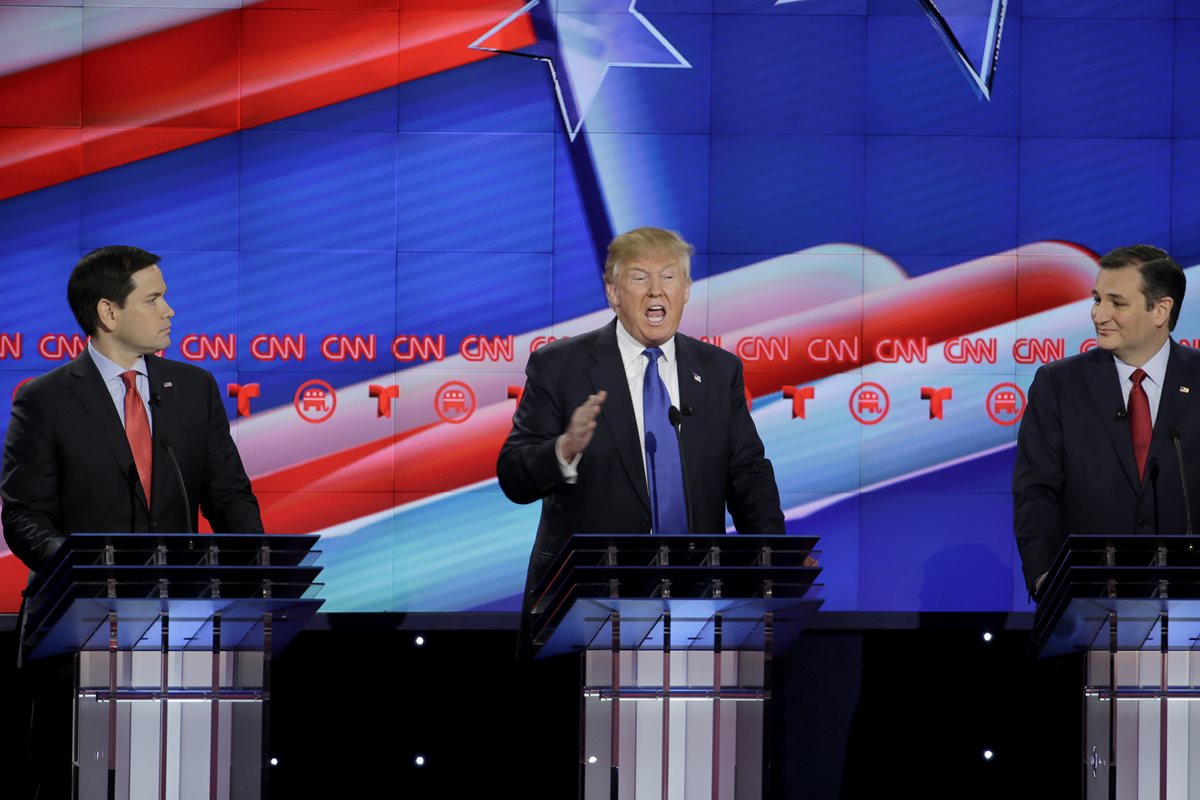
[160,436,193,535]
[150,393,163,407]
[127,462,140,532]
[1115,409,1128,422]
[668,406,693,535]
[1148,458,1160,536]
[1168,427,1194,535]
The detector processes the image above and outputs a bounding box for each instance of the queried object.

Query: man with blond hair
[498,227,784,653]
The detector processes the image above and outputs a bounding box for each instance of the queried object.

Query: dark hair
[1098,245,1186,331]
[67,246,160,336]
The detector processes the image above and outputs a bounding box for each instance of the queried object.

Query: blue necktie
[642,347,688,534]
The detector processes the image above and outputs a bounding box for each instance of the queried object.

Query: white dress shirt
[88,341,154,433]
[1113,337,1170,427]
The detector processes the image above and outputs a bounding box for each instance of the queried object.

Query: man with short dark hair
[1,246,263,798]
[1014,245,1199,597]
[498,227,785,652]
[2,244,263,568]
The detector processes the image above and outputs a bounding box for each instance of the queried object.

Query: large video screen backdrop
[1,0,1196,615]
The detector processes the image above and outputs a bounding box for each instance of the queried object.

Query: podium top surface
[1033,535,1200,656]
[20,533,323,661]
[27,533,320,597]
[530,534,822,655]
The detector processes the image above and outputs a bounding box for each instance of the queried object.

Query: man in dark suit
[497,227,785,644]
[1014,246,1198,598]
[1,245,262,798]
[2,245,262,572]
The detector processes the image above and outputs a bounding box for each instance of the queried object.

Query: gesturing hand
[560,391,607,462]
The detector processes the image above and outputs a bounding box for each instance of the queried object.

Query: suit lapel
[1084,347,1141,491]
[67,352,147,510]
[1149,340,1199,468]
[674,335,707,498]
[146,356,178,514]
[587,320,651,515]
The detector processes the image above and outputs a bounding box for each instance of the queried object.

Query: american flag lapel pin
[1181,386,1190,394]
[164,382,173,388]
[693,373,701,383]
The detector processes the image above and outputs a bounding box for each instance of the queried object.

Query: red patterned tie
[121,370,153,505]
[1129,368,1152,482]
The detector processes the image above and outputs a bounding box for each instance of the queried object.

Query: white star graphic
[470,0,691,141]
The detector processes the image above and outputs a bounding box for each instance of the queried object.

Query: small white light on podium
[982,632,993,642]
[415,755,426,767]
[587,756,598,764]
[983,750,994,761]
[415,636,425,646]
[269,758,278,767]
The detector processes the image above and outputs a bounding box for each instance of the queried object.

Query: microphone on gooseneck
[1148,458,1160,536]
[1168,427,1194,535]
[668,405,693,535]
[127,463,140,532]
[160,436,193,535]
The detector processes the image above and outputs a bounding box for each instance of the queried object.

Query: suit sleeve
[197,373,263,534]
[1012,366,1065,594]
[724,358,785,534]
[1,383,68,571]
[497,349,570,505]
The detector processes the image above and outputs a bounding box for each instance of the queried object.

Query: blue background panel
[395,132,554,253]
[1018,17,1173,139]
[712,14,866,136]
[1017,138,1172,256]
[864,135,1018,257]
[81,135,241,252]
[709,134,865,254]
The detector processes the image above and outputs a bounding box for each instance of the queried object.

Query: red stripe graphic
[0,2,535,202]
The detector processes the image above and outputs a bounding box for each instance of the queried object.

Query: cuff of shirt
[555,435,582,484]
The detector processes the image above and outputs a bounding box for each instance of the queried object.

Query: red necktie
[121,370,153,505]
[1129,368,1152,482]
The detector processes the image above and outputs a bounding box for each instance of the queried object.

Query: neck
[1116,337,1169,369]
[91,338,140,370]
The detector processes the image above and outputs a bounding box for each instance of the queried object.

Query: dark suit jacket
[497,319,785,650]
[1013,339,1200,594]
[2,351,263,575]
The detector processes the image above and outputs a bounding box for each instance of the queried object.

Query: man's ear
[1156,296,1174,328]
[95,298,117,332]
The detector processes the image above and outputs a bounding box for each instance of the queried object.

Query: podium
[20,532,324,800]
[529,534,821,800]
[1032,534,1200,799]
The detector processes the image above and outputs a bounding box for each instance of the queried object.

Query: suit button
[150,521,158,531]
[1137,519,1146,528]
[640,517,650,530]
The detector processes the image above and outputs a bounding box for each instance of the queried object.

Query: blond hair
[603,227,694,285]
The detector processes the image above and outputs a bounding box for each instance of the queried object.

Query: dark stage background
[0,614,1082,798]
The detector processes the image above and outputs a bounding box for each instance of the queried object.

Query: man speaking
[2,245,263,573]
[497,227,785,636]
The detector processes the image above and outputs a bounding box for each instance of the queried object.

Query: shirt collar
[88,341,148,384]
[1113,337,1171,388]
[615,318,676,368]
